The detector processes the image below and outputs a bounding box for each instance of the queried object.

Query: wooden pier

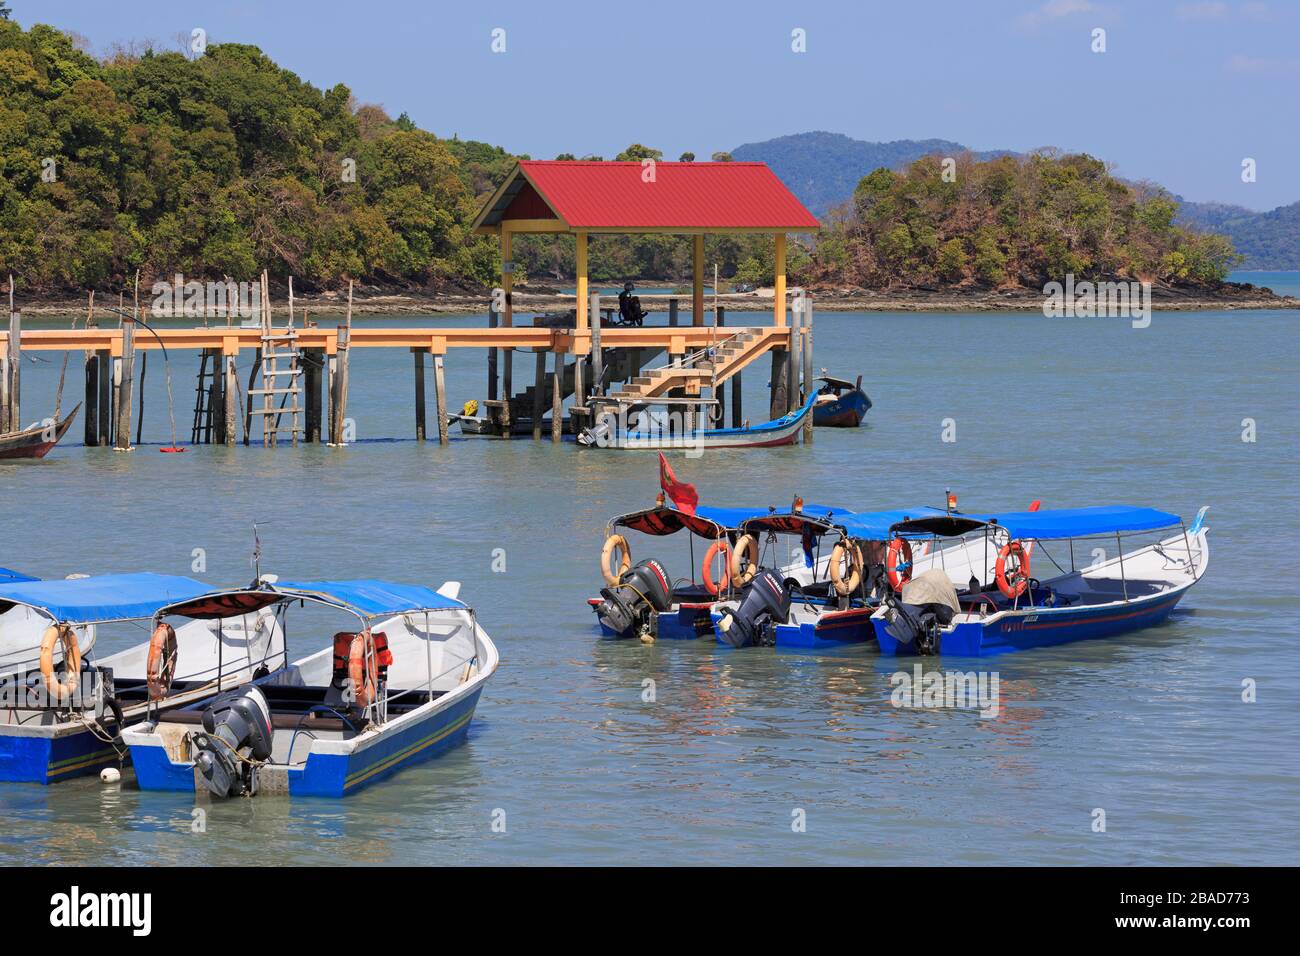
[0,298,812,448]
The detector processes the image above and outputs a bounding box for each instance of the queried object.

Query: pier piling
[487,307,499,401]
[551,352,562,443]
[96,351,110,445]
[413,349,427,441]
[433,355,448,446]
[304,348,323,442]
[802,298,814,443]
[769,347,789,420]
[114,320,134,450]
[223,355,237,445]
[531,351,545,440]
[590,293,603,396]
[5,292,19,432]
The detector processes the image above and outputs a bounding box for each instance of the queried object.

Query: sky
[13,0,1300,210]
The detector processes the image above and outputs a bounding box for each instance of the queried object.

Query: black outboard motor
[715,570,792,648]
[596,559,674,639]
[192,684,274,797]
[883,598,956,656]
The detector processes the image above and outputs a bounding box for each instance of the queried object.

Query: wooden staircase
[604,328,776,403]
[507,344,661,423]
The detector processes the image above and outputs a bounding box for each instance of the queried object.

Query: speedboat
[577,393,817,450]
[871,505,1210,656]
[811,375,871,427]
[123,578,497,798]
[591,497,852,642]
[0,572,284,783]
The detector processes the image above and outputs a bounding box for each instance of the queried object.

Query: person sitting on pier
[618,282,648,326]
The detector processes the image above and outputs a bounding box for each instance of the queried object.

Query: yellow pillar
[576,231,588,330]
[692,234,705,327]
[773,232,787,327]
[500,227,513,328]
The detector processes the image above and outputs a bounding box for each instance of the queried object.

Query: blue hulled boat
[811,375,872,428]
[0,572,282,784]
[871,505,1210,656]
[123,578,496,798]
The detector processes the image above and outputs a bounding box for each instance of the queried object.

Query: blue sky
[15,0,1300,210]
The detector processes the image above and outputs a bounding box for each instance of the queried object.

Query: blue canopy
[839,508,950,539]
[276,579,466,617]
[0,567,37,584]
[0,572,211,624]
[889,505,1182,541]
[696,502,850,529]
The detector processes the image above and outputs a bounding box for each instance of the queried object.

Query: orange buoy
[601,534,632,586]
[886,537,914,592]
[348,631,380,710]
[729,534,759,586]
[829,541,863,596]
[39,624,81,704]
[702,540,731,595]
[996,540,1031,599]
[146,622,178,701]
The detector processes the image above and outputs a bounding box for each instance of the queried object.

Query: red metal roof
[484,161,818,231]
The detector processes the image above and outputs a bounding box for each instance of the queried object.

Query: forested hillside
[0,20,1249,296]
[800,152,1240,290]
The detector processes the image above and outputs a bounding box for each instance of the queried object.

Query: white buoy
[100,767,121,784]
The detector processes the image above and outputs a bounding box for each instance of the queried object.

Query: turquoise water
[1229,270,1300,298]
[1,301,1297,865]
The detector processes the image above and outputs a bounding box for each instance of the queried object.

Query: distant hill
[730,131,1017,215]
[1176,200,1300,270]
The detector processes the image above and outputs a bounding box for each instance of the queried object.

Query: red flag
[658,453,698,515]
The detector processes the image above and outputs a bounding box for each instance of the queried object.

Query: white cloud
[1015,0,1098,30]
[1176,2,1229,20]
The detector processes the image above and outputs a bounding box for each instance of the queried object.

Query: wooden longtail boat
[0,404,80,460]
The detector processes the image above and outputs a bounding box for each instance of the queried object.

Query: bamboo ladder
[248,273,303,446]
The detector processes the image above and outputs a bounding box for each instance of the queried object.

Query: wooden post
[551,352,562,443]
[433,354,448,446]
[97,351,111,445]
[669,298,678,327]
[769,347,789,420]
[223,354,237,445]
[573,353,585,406]
[692,235,705,327]
[83,351,98,445]
[331,326,350,445]
[531,351,546,440]
[114,320,134,450]
[487,306,499,401]
[326,351,337,441]
[714,306,725,428]
[575,231,589,331]
[413,349,427,441]
[135,352,147,446]
[6,299,19,432]
[589,292,602,395]
[773,233,787,327]
[787,301,799,414]
[501,229,514,403]
[304,348,323,442]
[803,297,814,443]
[731,368,743,428]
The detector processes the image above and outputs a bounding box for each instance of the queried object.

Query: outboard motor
[715,570,792,648]
[596,559,674,639]
[882,569,961,655]
[192,685,274,797]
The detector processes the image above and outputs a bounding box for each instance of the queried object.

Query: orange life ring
[39,624,81,704]
[146,622,178,701]
[996,540,1031,599]
[886,537,913,592]
[729,534,759,586]
[348,631,379,710]
[601,534,631,586]
[702,540,731,595]
[829,541,862,596]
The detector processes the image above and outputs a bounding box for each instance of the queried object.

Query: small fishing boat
[0,572,284,783]
[577,393,816,450]
[871,505,1210,656]
[811,375,871,428]
[0,404,80,460]
[123,578,497,798]
[712,508,882,649]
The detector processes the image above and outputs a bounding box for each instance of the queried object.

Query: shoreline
[13,286,1297,318]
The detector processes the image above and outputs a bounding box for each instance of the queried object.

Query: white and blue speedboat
[871,505,1210,656]
[0,572,284,784]
[123,578,497,798]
